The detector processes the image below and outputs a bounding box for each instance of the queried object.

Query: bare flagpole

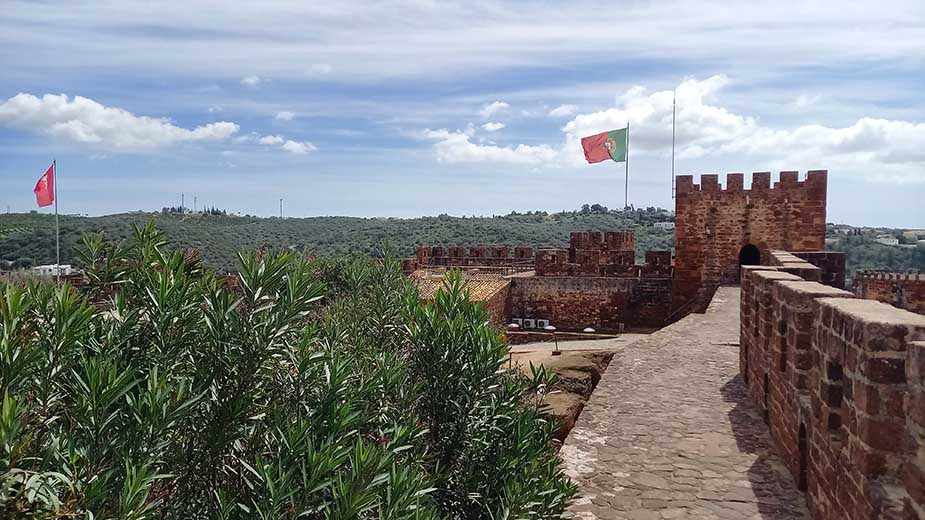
[53,159,60,283]
[671,89,676,199]
[624,122,629,209]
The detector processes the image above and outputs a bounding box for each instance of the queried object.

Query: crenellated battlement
[740,259,925,519]
[853,269,925,315]
[672,169,828,313]
[675,170,827,195]
[853,270,923,282]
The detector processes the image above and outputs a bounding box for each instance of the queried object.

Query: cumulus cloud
[420,76,925,182]
[259,135,285,145]
[256,134,316,154]
[281,140,316,154]
[479,101,509,118]
[422,128,556,165]
[0,93,239,150]
[240,75,266,87]
[561,75,925,182]
[548,104,577,117]
[482,122,505,132]
[275,110,295,121]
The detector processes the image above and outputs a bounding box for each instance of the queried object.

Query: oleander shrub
[0,221,574,519]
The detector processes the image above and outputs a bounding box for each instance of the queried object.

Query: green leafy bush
[0,222,574,518]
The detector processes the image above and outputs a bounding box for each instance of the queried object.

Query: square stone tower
[673,171,828,313]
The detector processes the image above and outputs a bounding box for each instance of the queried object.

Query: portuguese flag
[581,127,627,164]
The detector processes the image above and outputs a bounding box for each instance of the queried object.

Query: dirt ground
[510,348,616,441]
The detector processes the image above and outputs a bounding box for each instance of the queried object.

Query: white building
[874,235,899,246]
[32,264,74,277]
[653,222,675,230]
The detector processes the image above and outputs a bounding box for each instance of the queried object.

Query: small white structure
[875,235,899,246]
[653,222,675,230]
[32,264,74,277]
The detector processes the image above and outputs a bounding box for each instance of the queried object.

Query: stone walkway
[562,287,808,519]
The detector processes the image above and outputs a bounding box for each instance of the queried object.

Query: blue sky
[1,0,923,227]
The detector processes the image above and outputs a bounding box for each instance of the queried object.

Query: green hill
[2,208,920,279]
[0,206,675,272]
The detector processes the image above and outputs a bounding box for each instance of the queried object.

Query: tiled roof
[412,270,510,301]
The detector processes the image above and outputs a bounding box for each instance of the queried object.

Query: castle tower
[673,171,828,313]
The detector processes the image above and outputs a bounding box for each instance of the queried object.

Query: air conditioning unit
[522,319,536,329]
[536,319,550,328]
[512,318,523,327]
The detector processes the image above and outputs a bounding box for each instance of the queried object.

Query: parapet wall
[854,271,925,315]
[740,260,925,519]
[536,231,672,278]
[674,171,827,314]
[510,275,671,331]
[413,244,534,270]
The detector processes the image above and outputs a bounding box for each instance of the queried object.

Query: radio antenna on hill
[280,198,283,218]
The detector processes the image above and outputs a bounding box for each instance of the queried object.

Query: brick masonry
[854,271,925,315]
[674,171,828,314]
[509,274,672,332]
[740,253,925,519]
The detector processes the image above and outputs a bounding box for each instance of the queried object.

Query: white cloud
[0,93,239,150]
[560,75,925,182]
[240,75,265,87]
[423,128,556,165]
[420,76,925,183]
[479,101,509,118]
[482,122,505,132]
[548,104,577,117]
[258,135,284,145]
[275,110,296,121]
[281,140,316,154]
[256,134,316,154]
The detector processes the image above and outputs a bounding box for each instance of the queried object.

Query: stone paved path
[561,287,808,519]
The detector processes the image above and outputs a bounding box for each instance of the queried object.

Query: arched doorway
[739,244,761,267]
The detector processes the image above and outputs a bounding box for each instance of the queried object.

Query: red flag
[581,132,612,164]
[34,162,55,207]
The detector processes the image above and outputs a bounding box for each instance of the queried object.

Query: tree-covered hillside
[0,206,675,272]
[1,207,920,278]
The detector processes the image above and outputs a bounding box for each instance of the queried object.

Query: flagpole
[671,89,676,199]
[624,122,629,209]
[53,159,60,284]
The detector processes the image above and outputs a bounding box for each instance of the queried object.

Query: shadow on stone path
[561,287,808,519]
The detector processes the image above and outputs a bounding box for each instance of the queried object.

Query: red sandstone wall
[483,283,512,329]
[794,251,846,290]
[510,275,671,332]
[674,171,827,313]
[740,259,925,519]
[854,272,925,315]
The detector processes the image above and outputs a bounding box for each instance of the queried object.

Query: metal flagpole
[624,122,629,209]
[53,159,60,283]
[671,90,676,199]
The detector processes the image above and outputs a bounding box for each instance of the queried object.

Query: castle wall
[674,171,827,313]
[794,251,846,289]
[854,271,925,315]
[740,257,925,519]
[510,275,672,332]
[483,282,512,330]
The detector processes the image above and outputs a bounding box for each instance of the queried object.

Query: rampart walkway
[562,287,808,519]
